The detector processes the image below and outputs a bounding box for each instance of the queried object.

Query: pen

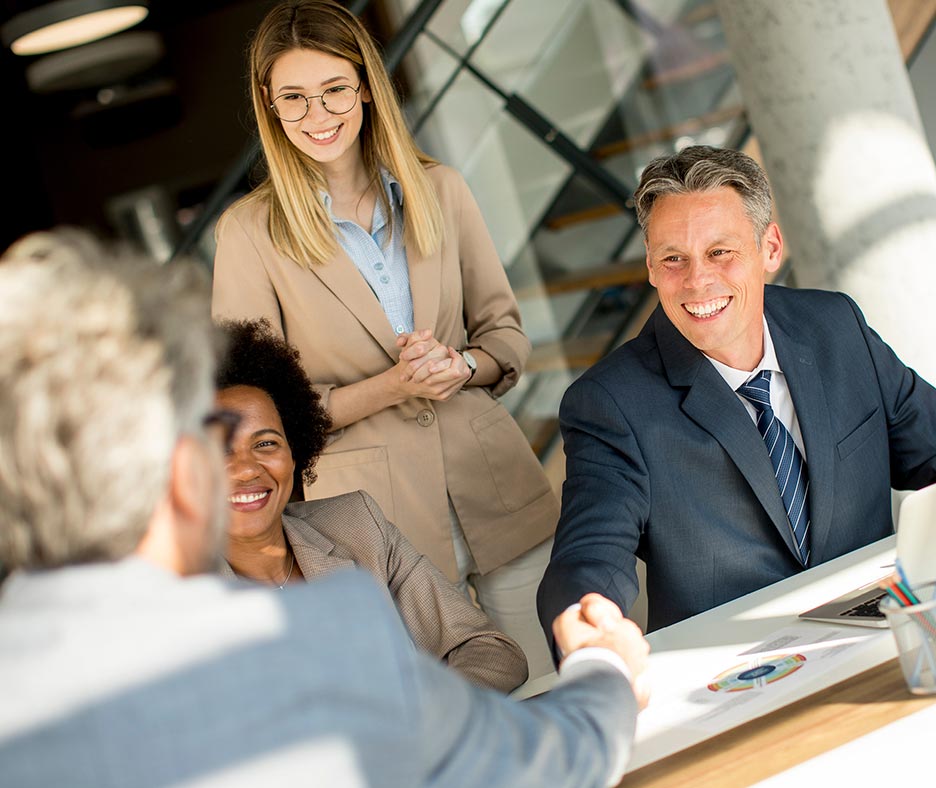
[894,559,922,605]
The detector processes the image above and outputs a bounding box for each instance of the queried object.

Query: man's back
[0,562,634,787]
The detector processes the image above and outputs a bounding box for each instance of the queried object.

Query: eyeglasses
[270,82,362,122]
[202,409,242,453]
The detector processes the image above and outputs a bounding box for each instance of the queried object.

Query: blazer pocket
[836,407,880,461]
[471,405,551,513]
[308,446,395,520]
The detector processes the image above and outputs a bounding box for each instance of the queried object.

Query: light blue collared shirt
[324,170,414,336]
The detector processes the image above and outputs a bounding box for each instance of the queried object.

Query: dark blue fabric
[737,371,811,566]
[538,286,936,653]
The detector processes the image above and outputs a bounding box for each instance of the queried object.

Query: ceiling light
[2,1,150,56]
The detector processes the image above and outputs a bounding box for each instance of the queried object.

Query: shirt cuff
[559,647,634,684]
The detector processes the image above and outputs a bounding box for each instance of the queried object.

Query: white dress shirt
[704,317,806,459]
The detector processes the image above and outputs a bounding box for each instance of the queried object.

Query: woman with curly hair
[215,319,528,692]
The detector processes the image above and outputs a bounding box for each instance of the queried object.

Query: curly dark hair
[215,318,330,488]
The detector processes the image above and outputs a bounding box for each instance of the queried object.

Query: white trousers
[449,501,554,680]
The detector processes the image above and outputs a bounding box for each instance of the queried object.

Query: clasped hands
[553,593,651,710]
[393,328,470,401]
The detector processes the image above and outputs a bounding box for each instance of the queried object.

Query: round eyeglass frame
[269,82,362,122]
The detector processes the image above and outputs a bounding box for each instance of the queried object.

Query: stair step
[513,260,648,301]
[641,50,731,89]
[527,332,614,373]
[544,203,626,231]
[680,2,719,27]
[593,105,744,160]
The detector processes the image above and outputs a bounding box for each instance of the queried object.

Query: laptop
[798,482,936,627]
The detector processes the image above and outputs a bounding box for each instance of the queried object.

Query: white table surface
[515,536,901,772]
[749,702,936,786]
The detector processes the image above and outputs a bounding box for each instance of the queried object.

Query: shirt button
[374,262,384,270]
[395,325,405,334]
[416,409,435,427]
[379,275,390,284]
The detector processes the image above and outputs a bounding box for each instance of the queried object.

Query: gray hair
[0,230,219,570]
[634,145,773,242]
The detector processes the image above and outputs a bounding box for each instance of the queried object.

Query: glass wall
[389,0,746,456]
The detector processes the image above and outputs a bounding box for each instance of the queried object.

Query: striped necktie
[737,371,810,566]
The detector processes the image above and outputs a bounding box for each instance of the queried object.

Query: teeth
[684,297,730,318]
[307,126,340,141]
[229,491,269,504]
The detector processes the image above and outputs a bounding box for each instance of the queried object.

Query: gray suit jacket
[0,560,637,787]
[221,492,528,692]
[539,286,936,641]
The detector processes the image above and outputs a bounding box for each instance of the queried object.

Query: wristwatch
[461,349,478,381]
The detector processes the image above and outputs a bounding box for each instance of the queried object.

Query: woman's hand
[326,330,476,430]
[396,329,448,381]
[392,337,470,401]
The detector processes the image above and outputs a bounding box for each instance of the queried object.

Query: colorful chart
[707,653,807,692]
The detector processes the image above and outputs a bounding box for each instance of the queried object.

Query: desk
[517,536,930,784]
[621,659,936,787]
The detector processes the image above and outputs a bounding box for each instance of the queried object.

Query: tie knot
[737,370,772,410]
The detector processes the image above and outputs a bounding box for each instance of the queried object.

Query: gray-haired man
[0,232,649,787]
[539,145,936,651]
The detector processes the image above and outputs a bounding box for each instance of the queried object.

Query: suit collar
[654,296,818,562]
[409,236,440,337]
[309,234,440,362]
[654,304,707,388]
[765,296,835,562]
[283,509,356,578]
[218,511,355,582]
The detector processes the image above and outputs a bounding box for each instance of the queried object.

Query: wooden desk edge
[619,658,936,788]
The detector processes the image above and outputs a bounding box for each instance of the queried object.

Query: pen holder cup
[880,581,936,695]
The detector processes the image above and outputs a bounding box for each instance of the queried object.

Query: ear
[261,84,270,103]
[138,436,218,576]
[761,222,783,274]
[360,80,372,104]
[170,435,212,528]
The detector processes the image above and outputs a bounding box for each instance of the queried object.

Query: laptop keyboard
[839,591,887,619]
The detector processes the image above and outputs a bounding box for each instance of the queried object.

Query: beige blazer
[213,164,557,580]
[220,492,528,693]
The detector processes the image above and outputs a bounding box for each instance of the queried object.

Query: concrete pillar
[715,0,936,382]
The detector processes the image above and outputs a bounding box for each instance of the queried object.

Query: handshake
[554,593,651,710]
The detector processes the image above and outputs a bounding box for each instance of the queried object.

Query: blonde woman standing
[212,0,557,676]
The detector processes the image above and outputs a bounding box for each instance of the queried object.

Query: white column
[716,0,936,381]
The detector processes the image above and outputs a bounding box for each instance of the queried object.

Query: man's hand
[553,593,650,710]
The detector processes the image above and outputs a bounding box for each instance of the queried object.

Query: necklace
[277,552,295,590]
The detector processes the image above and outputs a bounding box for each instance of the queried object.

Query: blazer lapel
[217,514,354,583]
[655,308,801,558]
[312,247,400,361]
[283,511,356,578]
[409,240,441,335]
[768,308,835,564]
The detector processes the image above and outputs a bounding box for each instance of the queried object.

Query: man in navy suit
[538,145,936,647]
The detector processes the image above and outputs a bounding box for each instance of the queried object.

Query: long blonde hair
[228,0,443,267]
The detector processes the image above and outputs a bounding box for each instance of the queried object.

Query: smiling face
[268,47,371,178]
[645,187,783,371]
[217,385,295,542]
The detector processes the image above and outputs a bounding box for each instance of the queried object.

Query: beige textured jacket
[212,165,557,580]
[220,492,528,693]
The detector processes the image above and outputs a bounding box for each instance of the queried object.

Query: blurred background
[2,0,935,473]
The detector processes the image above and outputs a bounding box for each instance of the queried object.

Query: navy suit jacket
[538,286,936,645]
